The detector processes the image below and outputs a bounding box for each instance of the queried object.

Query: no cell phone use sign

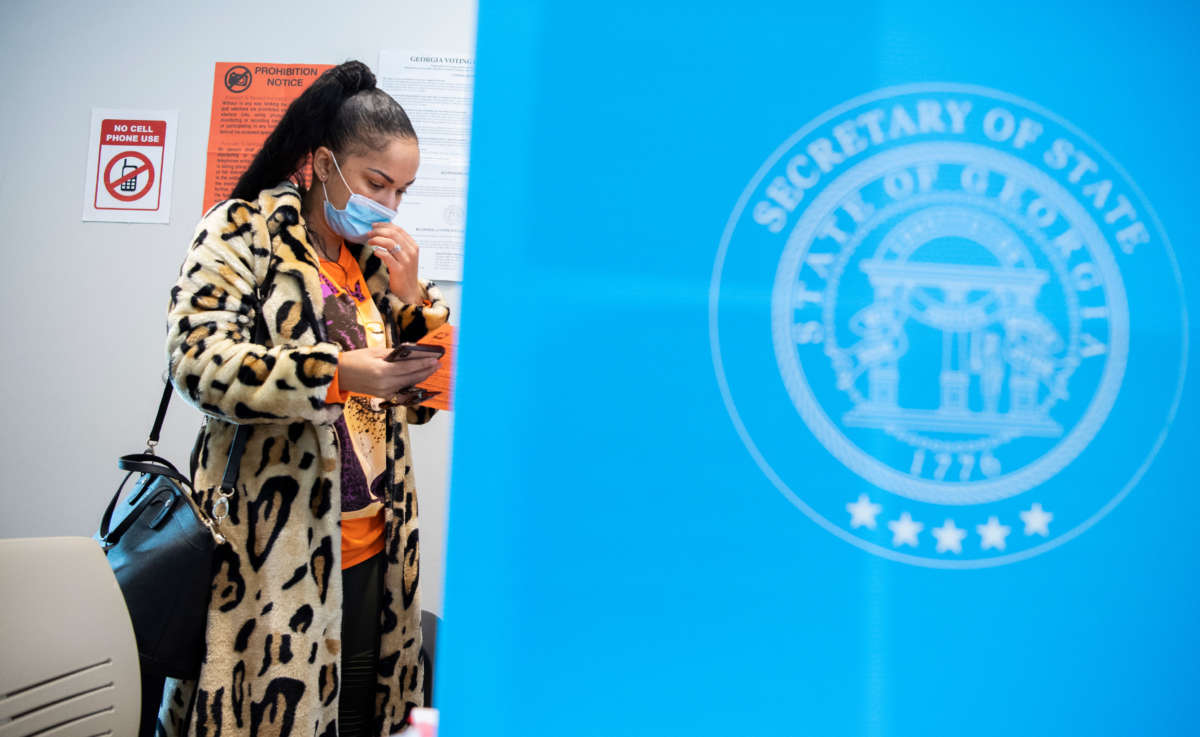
[83,108,178,223]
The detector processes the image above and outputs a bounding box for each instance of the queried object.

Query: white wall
[0,0,475,616]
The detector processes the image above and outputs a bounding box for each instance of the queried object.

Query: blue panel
[439,2,1199,735]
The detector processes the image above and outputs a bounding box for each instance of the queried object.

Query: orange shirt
[318,245,386,570]
[341,513,386,570]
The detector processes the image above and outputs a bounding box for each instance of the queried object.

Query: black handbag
[96,377,255,679]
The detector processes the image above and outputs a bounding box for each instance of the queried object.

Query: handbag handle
[98,471,139,542]
[98,471,173,546]
[100,452,193,543]
[119,452,190,484]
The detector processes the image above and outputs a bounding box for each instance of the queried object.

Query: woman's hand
[368,222,425,305]
[336,346,439,398]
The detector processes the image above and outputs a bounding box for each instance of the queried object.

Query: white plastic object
[0,537,140,737]
[409,707,439,737]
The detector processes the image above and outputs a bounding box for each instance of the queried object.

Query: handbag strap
[146,380,173,451]
[221,425,253,493]
[219,303,269,494]
[134,378,255,500]
[137,290,270,498]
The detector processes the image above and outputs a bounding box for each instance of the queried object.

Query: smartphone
[379,388,443,409]
[385,343,446,362]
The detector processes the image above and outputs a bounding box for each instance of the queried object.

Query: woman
[160,61,449,737]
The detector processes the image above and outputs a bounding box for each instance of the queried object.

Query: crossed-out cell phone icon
[120,159,139,192]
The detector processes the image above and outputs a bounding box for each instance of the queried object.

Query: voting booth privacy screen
[440,2,1198,735]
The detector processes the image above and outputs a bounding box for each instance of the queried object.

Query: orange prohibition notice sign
[203,62,332,212]
[83,109,178,224]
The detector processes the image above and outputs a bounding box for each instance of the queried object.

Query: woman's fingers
[379,350,439,393]
[369,241,401,265]
[336,347,440,398]
[390,367,439,393]
[382,356,439,388]
[370,239,417,265]
[368,233,417,266]
[372,222,416,245]
[370,225,419,260]
[369,224,423,304]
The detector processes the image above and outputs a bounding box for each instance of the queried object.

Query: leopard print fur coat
[160,183,448,736]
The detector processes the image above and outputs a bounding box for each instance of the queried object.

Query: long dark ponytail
[230,60,417,201]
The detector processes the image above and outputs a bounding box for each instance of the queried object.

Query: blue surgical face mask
[321,153,397,243]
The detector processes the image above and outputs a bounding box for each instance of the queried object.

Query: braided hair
[230,60,417,201]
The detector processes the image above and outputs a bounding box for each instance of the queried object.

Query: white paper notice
[379,50,474,283]
[82,108,179,224]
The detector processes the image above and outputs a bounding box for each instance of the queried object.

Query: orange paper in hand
[414,324,456,411]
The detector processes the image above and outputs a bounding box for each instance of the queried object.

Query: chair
[0,537,140,737]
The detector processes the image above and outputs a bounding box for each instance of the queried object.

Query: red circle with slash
[103,151,155,202]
